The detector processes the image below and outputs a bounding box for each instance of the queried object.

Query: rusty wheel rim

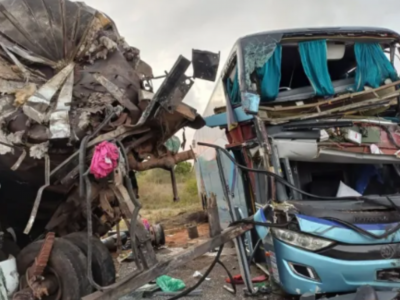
[20,267,62,300]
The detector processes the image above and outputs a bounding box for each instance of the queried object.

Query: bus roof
[238,27,400,42]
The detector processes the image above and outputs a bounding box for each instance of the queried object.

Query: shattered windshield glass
[240,33,283,91]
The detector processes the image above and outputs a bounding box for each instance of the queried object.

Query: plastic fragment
[253,208,270,240]
[156,275,185,292]
[336,181,361,197]
[193,271,210,281]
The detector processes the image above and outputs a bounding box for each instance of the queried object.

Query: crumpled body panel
[0,0,203,186]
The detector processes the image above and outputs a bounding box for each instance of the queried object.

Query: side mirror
[192,49,220,82]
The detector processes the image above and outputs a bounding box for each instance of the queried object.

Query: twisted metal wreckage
[0,0,224,299]
[3,1,396,300]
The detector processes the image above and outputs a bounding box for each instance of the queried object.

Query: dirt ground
[165,223,210,248]
[117,221,289,300]
[159,211,208,231]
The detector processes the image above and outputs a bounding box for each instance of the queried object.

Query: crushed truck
[0,0,220,299]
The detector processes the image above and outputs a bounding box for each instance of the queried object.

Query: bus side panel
[193,79,249,228]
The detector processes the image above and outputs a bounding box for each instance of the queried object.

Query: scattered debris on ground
[119,253,278,300]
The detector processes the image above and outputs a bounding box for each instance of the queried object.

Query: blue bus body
[193,27,400,295]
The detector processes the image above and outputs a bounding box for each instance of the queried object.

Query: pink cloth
[142,218,150,231]
[89,141,119,179]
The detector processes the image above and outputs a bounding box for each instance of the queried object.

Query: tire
[64,232,116,286]
[154,224,165,247]
[17,238,92,299]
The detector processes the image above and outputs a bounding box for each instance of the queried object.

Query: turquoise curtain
[256,44,282,101]
[354,43,398,91]
[299,39,335,96]
[226,69,241,105]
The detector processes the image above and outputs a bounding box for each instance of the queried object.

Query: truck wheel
[154,224,165,247]
[17,238,92,299]
[64,232,116,286]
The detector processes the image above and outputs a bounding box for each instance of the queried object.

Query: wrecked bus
[193,27,400,295]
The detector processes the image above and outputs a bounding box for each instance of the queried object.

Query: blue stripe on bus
[204,107,254,128]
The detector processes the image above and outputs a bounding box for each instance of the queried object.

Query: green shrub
[184,176,198,198]
[175,162,192,176]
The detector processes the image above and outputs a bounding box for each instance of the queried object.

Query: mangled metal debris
[23,63,75,124]
[0,0,216,175]
[0,0,216,200]
[0,0,221,299]
[49,71,74,139]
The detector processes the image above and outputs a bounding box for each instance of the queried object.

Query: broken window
[223,55,241,105]
[244,38,398,105]
[284,161,400,199]
[255,44,282,102]
[353,43,398,91]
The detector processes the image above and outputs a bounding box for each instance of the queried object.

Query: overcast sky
[82,0,400,146]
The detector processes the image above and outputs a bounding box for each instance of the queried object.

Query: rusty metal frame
[28,232,55,278]
[137,55,193,125]
[13,232,57,300]
[23,154,51,234]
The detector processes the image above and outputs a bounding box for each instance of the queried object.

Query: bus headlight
[272,228,333,251]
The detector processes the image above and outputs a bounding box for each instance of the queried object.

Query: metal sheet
[192,49,220,82]
[316,149,400,164]
[49,71,74,139]
[157,55,193,113]
[274,140,319,159]
[23,63,75,124]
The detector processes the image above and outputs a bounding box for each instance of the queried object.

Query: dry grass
[117,168,201,230]
[136,168,201,224]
